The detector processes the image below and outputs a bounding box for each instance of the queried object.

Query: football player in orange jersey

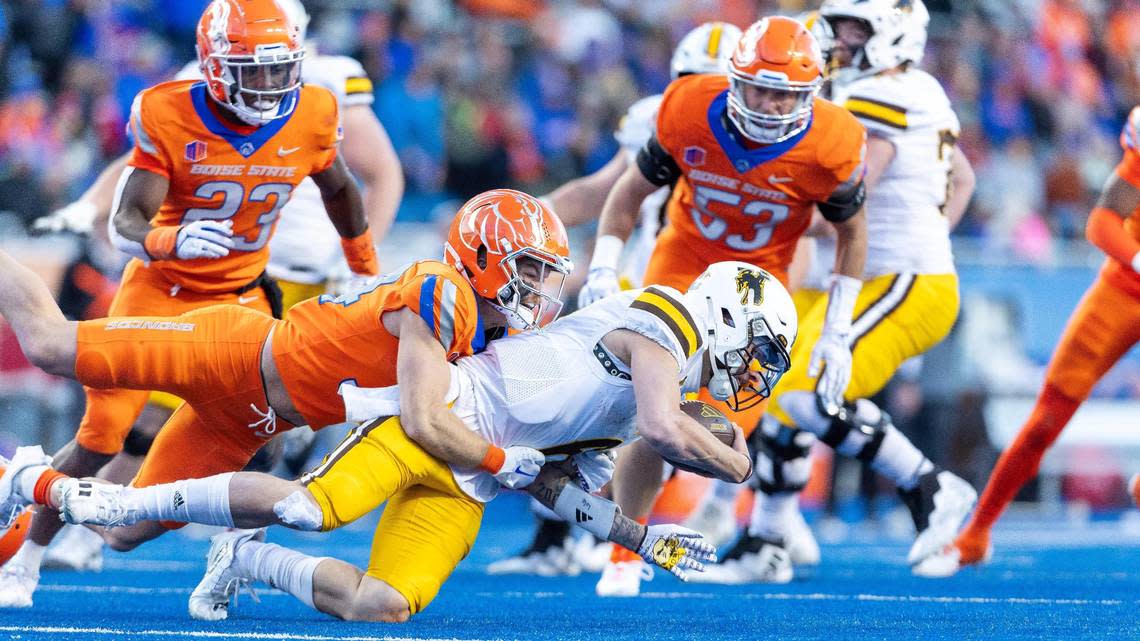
[0,188,570,607]
[0,0,385,604]
[925,110,1140,576]
[581,16,870,596]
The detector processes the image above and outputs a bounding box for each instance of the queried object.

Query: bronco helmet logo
[735,267,767,306]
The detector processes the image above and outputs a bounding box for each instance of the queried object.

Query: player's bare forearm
[0,250,76,377]
[313,155,369,239]
[525,467,647,552]
[945,146,976,229]
[830,208,867,280]
[545,152,628,227]
[111,167,169,245]
[596,164,658,241]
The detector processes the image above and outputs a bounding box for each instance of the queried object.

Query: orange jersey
[271,261,489,427]
[654,74,866,283]
[127,79,341,294]
[1108,107,1140,297]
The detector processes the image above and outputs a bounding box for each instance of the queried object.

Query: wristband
[479,445,505,474]
[143,226,179,261]
[589,234,624,271]
[552,483,619,541]
[340,229,380,276]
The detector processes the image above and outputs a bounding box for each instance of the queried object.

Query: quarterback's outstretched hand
[175,220,236,260]
[637,524,717,581]
[34,201,98,234]
[578,266,621,308]
[808,328,852,414]
[491,446,545,489]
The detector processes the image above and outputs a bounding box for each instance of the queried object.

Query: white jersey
[176,56,375,284]
[613,94,668,286]
[831,69,958,277]
[340,285,707,502]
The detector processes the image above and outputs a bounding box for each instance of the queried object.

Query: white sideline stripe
[0,626,490,641]
[488,591,1127,606]
[36,584,286,597]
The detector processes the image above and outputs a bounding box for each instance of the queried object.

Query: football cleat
[0,446,51,526]
[900,469,977,565]
[0,559,39,608]
[680,497,738,549]
[58,479,137,528]
[911,544,962,578]
[595,560,652,597]
[572,534,612,574]
[189,528,265,621]
[43,524,104,572]
[687,532,792,584]
[487,518,580,576]
[953,525,994,568]
[784,507,821,567]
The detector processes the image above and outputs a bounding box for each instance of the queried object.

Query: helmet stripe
[706,22,724,58]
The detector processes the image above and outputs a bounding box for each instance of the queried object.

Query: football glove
[569,449,615,493]
[175,220,236,260]
[491,446,545,489]
[808,327,852,415]
[34,201,98,234]
[578,266,621,308]
[637,524,716,581]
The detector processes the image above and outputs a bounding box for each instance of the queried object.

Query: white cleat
[189,528,265,621]
[487,519,580,577]
[0,561,39,608]
[0,446,51,526]
[595,560,652,597]
[784,508,821,567]
[911,544,962,578]
[901,469,978,566]
[43,524,104,572]
[58,479,137,528]
[687,532,792,585]
[681,498,738,549]
[573,534,611,574]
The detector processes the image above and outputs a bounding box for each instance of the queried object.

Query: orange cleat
[954,526,992,566]
[1129,474,1140,507]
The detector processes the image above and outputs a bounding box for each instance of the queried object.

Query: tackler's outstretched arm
[0,250,78,377]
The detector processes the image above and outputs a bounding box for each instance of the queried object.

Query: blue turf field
[1,493,1138,641]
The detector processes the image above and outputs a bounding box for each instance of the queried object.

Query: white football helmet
[819,0,930,83]
[686,262,798,411]
[670,22,743,80]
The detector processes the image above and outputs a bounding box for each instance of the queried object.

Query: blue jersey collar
[707,90,812,174]
[190,82,298,158]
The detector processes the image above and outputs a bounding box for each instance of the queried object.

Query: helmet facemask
[727,70,820,144]
[491,250,573,331]
[202,44,305,125]
[708,314,792,411]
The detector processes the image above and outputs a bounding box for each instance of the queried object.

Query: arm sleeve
[126,92,171,178]
[399,272,483,360]
[636,135,682,187]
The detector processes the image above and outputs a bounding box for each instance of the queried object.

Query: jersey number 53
[691,184,790,251]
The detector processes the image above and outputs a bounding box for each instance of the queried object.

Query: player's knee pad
[273,489,323,532]
[819,398,890,463]
[752,416,815,495]
[121,428,155,457]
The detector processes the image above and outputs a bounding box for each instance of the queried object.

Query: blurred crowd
[0,0,1136,255]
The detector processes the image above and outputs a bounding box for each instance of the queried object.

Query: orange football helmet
[444,189,574,330]
[0,510,30,567]
[728,16,824,144]
[196,0,306,126]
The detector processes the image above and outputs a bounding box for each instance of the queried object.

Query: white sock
[872,426,933,491]
[123,473,235,527]
[747,491,799,539]
[8,541,45,575]
[711,479,741,503]
[235,539,325,608]
[16,465,51,504]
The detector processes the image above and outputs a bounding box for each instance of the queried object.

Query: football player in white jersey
[38,262,795,621]
[28,0,403,574]
[693,0,980,585]
[486,21,744,577]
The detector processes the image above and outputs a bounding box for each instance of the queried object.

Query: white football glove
[808,328,852,415]
[569,449,615,492]
[34,201,98,234]
[175,220,236,260]
[637,524,717,581]
[577,266,621,308]
[492,446,545,489]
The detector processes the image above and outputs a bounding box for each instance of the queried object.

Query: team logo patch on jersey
[184,140,207,163]
[683,146,706,166]
[239,141,256,157]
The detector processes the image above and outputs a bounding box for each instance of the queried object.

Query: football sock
[123,473,235,527]
[235,538,325,608]
[748,490,797,539]
[8,541,44,574]
[871,426,933,491]
[966,384,1080,534]
[15,465,52,506]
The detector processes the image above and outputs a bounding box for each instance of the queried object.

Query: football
[666,400,737,477]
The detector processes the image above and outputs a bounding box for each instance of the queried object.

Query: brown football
[667,400,737,477]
